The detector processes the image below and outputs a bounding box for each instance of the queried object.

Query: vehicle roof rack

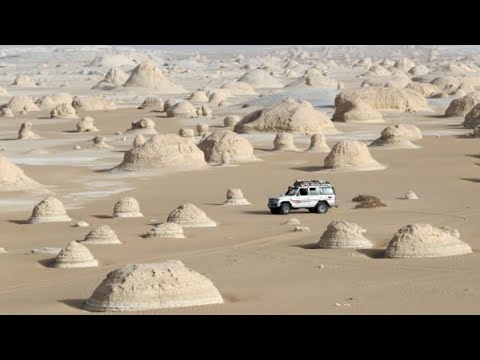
[294,179,331,187]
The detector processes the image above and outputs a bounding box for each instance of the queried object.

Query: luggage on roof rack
[294,179,331,187]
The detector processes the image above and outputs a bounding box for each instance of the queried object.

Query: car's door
[292,187,309,208]
[308,187,321,207]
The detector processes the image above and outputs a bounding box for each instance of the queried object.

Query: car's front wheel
[280,202,291,215]
[315,202,329,214]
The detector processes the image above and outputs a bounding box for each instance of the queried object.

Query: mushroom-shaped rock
[144,222,185,239]
[384,224,472,258]
[81,225,121,245]
[306,134,330,152]
[189,91,209,103]
[18,122,40,139]
[76,116,99,132]
[369,126,418,149]
[28,197,71,223]
[318,221,373,249]
[273,133,298,151]
[224,188,251,205]
[138,97,164,111]
[198,130,257,164]
[51,103,77,119]
[84,260,223,312]
[167,203,216,227]
[116,134,207,171]
[234,98,337,134]
[112,197,143,218]
[224,115,240,127]
[166,101,198,118]
[324,140,384,170]
[126,118,158,135]
[53,241,98,268]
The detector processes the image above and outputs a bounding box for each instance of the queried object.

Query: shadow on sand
[290,166,325,172]
[8,220,29,225]
[355,249,386,259]
[461,178,480,183]
[92,215,113,219]
[291,243,318,250]
[38,258,55,268]
[57,299,87,311]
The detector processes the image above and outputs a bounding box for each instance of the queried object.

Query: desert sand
[0,45,480,314]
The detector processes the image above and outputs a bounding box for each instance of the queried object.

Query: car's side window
[299,188,308,196]
[322,187,334,195]
[309,187,319,195]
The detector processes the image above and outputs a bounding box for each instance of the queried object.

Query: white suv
[268,180,336,215]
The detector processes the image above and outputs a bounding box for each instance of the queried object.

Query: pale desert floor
[0,107,479,314]
[0,46,480,314]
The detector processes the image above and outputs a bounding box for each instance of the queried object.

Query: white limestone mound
[273,133,298,151]
[384,224,472,258]
[92,136,113,149]
[36,93,73,110]
[138,97,164,110]
[294,226,310,232]
[123,62,186,93]
[198,130,257,164]
[394,124,423,141]
[324,140,384,170]
[220,81,257,95]
[369,126,418,149]
[179,128,195,138]
[0,86,8,96]
[445,91,480,117]
[405,82,443,98]
[224,115,240,127]
[364,64,391,76]
[75,221,90,228]
[72,96,116,111]
[197,123,209,136]
[283,217,300,225]
[166,101,198,118]
[93,68,129,90]
[167,203,216,228]
[464,103,480,129]
[286,71,339,89]
[90,54,136,67]
[84,260,223,312]
[333,88,429,122]
[306,133,330,152]
[408,65,430,76]
[318,220,373,249]
[333,100,384,123]
[53,241,98,268]
[405,190,419,200]
[430,76,462,94]
[224,188,251,206]
[81,225,121,245]
[197,105,212,117]
[0,157,44,192]
[28,197,71,223]
[234,98,337,135]
[472,126,480,137]
[393,57,416,72]
[237,69,283,88]
[188,91,209,103]
[133,134,146,147]
[126,118,158,135]
[116,134,207,171]
[113,197,143,218]
[49,103,77,119]
[18,122,40,140]
[1,108,14,117]
[7,96,40,112]
[12,75,37,87]
[163,98,179,113]
[144,222,185,239]
[76,116,99,132]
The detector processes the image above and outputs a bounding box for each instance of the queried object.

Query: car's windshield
[285,187,298,196]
